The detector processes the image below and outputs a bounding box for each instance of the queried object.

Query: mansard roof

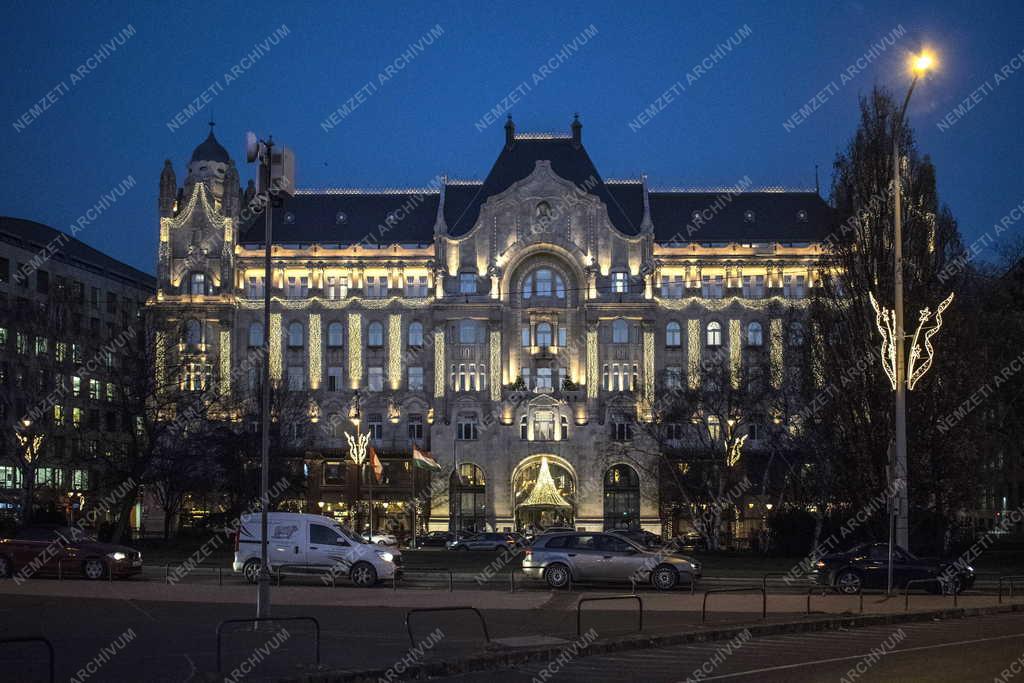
[237,131,835,246]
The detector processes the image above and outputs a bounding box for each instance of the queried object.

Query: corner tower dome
[185,121,232,204]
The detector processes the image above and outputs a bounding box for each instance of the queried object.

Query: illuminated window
[189,272,206,295]
[522,268,565,299]
[408,321,423,347]
[246,276,265,299]
[34,336,47,355]
[666,321,681,347]
[287,322,304,348]
[742,275,765,299]
[327,322,344,347]
[536,367,553,390]
[326,275,348,300]
[612,319,629,344]
[784,275,806,299]
[71,469,88,489]
[706,321,722,347]
[611,271,628,294]
[0,466,22,488]
[367,321,384,347]
[707,415,721,441]
[747,321,763,346]
[533,410,555,441]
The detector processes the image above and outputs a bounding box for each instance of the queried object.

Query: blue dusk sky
[1,0,1021,274]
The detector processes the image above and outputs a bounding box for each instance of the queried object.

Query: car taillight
[524,549,532,561]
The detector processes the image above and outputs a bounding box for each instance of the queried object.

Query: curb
[284,602,1024,682]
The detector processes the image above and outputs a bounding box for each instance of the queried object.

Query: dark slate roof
[238,191,440,246]
[648,191,835,243]
[446,136,639,236]
[0,216,156,289]
[191,130,231,163]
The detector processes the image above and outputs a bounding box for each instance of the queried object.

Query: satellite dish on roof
[245,131,259,163]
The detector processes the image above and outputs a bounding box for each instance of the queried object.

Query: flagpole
[454,435,459,539]
[410,454,417,550]
[368,457,374,537]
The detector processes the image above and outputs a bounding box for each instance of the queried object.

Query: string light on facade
[388,314,402,390]
[489,329,502,401]
[348,313,362,390]
[308,313,322,390]
[155,331,167,391]
[219,329,231,395]
[687,319,701,389]
[642,328,655,421]
[519,456,572,509]
[729,319,741,390]
[433,328,445,398]
[269,313,282,382]
[769,319,783,389]
[869,291,955,390]
[586,328,598,398]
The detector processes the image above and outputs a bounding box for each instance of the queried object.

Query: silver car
[522,532,701,590]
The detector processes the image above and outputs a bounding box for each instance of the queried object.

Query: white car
[232,512,400,587]
[361,531,398,546]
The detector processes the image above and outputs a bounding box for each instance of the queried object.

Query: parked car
[538,526,576,535]
[0,525,142,580]
[232,512,400,587]
[416,531,455,548]
[813,542,975,594]
[447,532,522,551]
[523,532,701,590]
[360,531,398,546]
[608,528,663,549]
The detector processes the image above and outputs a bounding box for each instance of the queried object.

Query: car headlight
[376,551,394,563]
[108,552,127,561]
[815,560,826,570]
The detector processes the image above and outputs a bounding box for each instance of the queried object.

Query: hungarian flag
[412,445,441,471]
[369,446,384,483]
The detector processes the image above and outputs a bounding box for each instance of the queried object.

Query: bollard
[448,571,453,592]
[164,564,170,585]
[509,570,515,593]
[57,560,62,581]
[859,592,864,614]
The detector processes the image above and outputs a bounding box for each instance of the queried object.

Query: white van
[232,512,400,587]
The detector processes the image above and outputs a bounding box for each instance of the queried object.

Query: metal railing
[392,567,454,591]
[273,564,337,587]
[405,607,489,647]
[216,616,319,675]
[577,595,643,636]
[904,578,957,611]
[162,563,226,585]
[0,636,54,683]
[701,586,765,624]
[998,575,1024,604]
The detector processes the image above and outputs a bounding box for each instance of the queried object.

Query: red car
[0,526,143,580]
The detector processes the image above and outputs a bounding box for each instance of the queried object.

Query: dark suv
[0,526,143,580]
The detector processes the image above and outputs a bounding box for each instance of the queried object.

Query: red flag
[369,446,384,484]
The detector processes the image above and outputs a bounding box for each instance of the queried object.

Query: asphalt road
[443,612,1024,682]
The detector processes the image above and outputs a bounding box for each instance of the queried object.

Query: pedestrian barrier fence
[162,564,225,585]
[0,637,54,683]
[576,595,643,637]
[393,568,454,591]
[998,575,1024,604]
[215,616,319,674]
[701,586,765,624]
[405,607,489,648]
[904,578,957,611]
[273,564,336,587]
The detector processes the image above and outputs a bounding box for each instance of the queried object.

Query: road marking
[699,630,1024,680]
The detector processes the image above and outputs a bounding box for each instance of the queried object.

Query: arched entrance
[603,464,640,530]
[512,455,577,532]
[450,463,487,533]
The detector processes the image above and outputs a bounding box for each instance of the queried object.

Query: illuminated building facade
[149,118,832,536]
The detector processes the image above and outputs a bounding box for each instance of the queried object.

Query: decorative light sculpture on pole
[346,407,371,533]
[868,50,950,591]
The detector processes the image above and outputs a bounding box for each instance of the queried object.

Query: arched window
[184,319,203,347]
[789,321,805,346]
[520,414,528,440]
[367,321,384,347]
[612,319,629,344]
[287,322,303,348]
[707,415,721,441]
[327,322,343,348]
[408,321,424,347]
[248,322,263,348]
[560,415,569,441]
[536,322,553,347]
[522,268,566,300]
[603,464,640,530]
[666,321,681,347]
[747,321,763,347]
[189,272,206,295]
[706,321,722,347]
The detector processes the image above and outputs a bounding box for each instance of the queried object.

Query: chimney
[504,115,515,147]
[571,113,582,146]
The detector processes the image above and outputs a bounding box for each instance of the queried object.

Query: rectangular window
[323,461,346,485]
[665,366,682,389]
[37,467,63,488]
[246,276,265,299]
[16,332,28,354]
[326,275,348,300]
[405,275,428,298]
[72,407,82,428]
[287,365,304,391]
[90,287,100,308]
[408,414,423,441]
[536,367,553,390]
[458,273,477,294]
[521,367,531,390]
[0,327,6,347]
[37,270,49,294]
[702,275,724,299]
[0,258,8,284]
[327,366,343,392]
[408,366,424,391]
[89,379,101,400]
[533,410,555,441]
[106,291,116,312]
[611,416,634,441]
[368,414,383,440]
[53,405,65,425]
[521,325,531,347]
[286,276,309,299]
[660,275,684,298]
[368,366,384,392]
[557,326,567,348]
[0,466,21,489]
[365,275,388,298]
[611,271,628,293]
[71,469,88,490]
[456,415,479,440]
[34,336,48,355]
[558,367,568,390]
[71,343,82,364]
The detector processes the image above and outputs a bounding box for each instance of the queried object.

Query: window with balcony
[784,275,806,299]
[325,275,348,300]
[702,275,724,299]
[366,275,388,298]
[536,323,553,348]
[660,275,684,298]
[405,275,428,298]
[742,275,765,299]
[536,367,553,390]
[189,273,206,295]
[533,410,555,441]
[286,276,309,299]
